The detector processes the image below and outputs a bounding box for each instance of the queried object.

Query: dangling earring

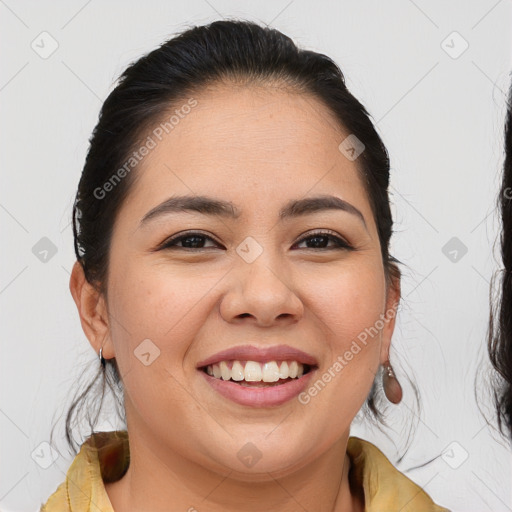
[99,347,106,368]
[382,359,402,404]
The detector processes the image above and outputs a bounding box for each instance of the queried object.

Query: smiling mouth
[199,360,316,387]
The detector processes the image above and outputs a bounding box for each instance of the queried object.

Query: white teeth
[231,361,244,381]
[220,361,231,381]
[262,361,280,382]
[212,364,222,379]
[204,360,307,383]
[244,361,262,381]
[278,361,289,379]
[288,360,298,378]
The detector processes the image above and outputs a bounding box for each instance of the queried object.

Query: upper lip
[196,344,319,368]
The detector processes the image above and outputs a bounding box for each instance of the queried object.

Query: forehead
[120,84,372,224]
[167,84,347,166]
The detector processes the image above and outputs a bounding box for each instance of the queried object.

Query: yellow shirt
[40,430,450,511]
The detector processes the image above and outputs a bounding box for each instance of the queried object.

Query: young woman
[41,20,449,512]
[488,83,512,441]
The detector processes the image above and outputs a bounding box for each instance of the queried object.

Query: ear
[379,267,401,365]
[69,261,115,360]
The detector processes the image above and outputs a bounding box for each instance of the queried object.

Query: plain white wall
[1,1,511,511]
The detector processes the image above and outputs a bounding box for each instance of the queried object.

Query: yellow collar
[347,436,450,511]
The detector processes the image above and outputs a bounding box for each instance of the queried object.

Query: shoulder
[347,436,451,512]
[40,430,129,512]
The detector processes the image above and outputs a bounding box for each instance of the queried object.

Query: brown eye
[293,231,353,250]
[159,231,222,250]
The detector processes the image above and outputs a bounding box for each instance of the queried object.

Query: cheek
[305,262,386,401]
[309,262,386,348]
[292,264,386,442]
[106,262,217,373]
[105,265,217,425]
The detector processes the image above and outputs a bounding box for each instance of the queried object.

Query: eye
[158,231,222,250]
[292,230,353,250]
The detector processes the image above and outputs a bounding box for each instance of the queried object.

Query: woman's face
[74,84,399,477]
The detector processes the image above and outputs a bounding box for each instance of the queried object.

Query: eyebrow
[139,194,367,229]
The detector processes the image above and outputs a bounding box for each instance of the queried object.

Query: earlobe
[69,261,114,359]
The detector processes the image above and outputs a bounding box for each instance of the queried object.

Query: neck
[105,422,363,512]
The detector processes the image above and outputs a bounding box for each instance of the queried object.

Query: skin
[70,83,400,512]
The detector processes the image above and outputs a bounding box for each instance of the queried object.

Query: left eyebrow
[279,195,367,229]
[138,194,367,230]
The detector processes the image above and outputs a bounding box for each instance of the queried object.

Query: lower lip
[199,369,316,407]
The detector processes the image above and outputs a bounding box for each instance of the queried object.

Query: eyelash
[156,229,354,252]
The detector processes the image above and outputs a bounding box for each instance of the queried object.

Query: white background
[1,1,511,511]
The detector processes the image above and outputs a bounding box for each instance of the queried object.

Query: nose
[219,254,304,328]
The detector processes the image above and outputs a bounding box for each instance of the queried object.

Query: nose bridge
[236,235,289,295]
[221,235,303,325]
